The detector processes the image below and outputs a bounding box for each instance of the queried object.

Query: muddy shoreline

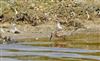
[1,23,100,43]
[0,0,100,44]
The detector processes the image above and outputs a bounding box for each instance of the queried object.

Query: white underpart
[3,40,7,44]
[10,23,20,33]
[10,27,19,33]
[15,9,18,15]
[57,22,63,30]
[86,11,90,19]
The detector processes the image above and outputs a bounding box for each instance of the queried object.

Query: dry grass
[0,0,100,25]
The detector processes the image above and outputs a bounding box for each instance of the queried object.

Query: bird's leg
[49,32,54,47]
[49,32,53,41]
[7,36,11,43]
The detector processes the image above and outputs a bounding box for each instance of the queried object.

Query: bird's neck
[15,9,18,15]
[57,22,62,29]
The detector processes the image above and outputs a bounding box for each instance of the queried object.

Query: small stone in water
[35,38,39,40]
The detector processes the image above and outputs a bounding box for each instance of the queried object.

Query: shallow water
[0,33,100,61]
[0,41,100,61]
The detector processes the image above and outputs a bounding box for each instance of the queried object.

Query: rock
[2,36,18,44]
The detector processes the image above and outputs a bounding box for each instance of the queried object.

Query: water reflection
[0,44,100,53]
[0,58,22,61]
[0,43,100,61]
[1,51,100,60]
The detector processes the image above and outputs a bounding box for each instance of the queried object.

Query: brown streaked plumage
[49,19,66,41]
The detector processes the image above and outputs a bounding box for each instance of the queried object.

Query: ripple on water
[0,58,22,61]
[0,44,100,53]
[0,44,100,61]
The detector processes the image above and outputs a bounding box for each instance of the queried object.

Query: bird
[85,11,90,20]
[2,39,7,44]
[9,23,21,34]
[2,36,17,44]
[49,19,66,41]
[49,30,66,41]
[15,8,18,15]
[56,20,63,31]
[85,11,95,23]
